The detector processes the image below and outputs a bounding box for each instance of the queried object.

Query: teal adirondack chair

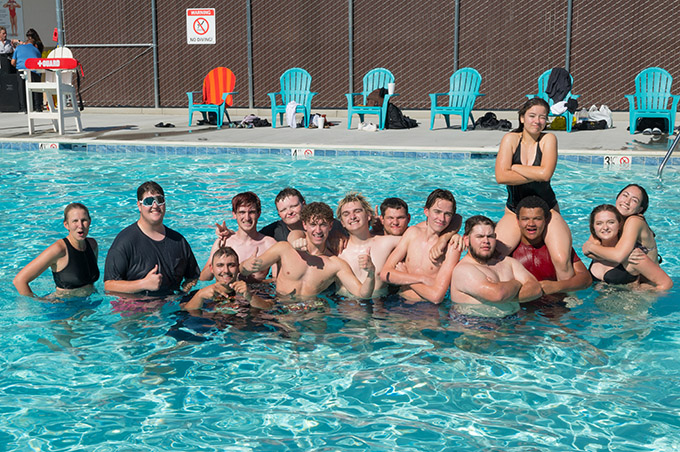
[346,68,396,130]
[526,69,580,132]
[268,68,317,128]
[625,67,680,135]
[187,67,238,129]
[429,68,484,130]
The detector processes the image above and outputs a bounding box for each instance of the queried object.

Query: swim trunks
[52,238,99,289]
[506,134,558,212]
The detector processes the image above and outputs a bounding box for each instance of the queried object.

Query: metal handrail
[657,131,680,178]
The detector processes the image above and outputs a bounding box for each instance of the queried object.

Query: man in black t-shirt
[104,181,200,297]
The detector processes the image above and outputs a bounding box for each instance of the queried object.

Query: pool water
[1,148,679,451]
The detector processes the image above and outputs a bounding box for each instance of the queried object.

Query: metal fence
[61,0,680,111]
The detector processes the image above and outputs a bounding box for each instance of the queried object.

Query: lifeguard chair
[22,46,82,135]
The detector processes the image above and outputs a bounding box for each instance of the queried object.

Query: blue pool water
[1,147,679,451]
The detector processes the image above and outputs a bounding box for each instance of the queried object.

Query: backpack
[385,103,417,129]
[366,88,387,107]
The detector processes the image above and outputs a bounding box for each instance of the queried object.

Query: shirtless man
[450,215,542,318]
[380,189,463,304]
[240,202,375,299]
[512,196,591,295]
[201,192,276,283]
[260,187,347,252]
[184,246,272,312]
[335,192,401,297]
[372,197,411,236]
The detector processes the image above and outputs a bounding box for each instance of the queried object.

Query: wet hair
[301,202,334,224]
[212,246,239,264]
[515,195,551,220]
[336,192,372,219]
[589,204,624,239]
[512,98,550,133]
[137,181,164,200]
[275,187,305,205]
[616,184,649,215]
[63,202,90,222]
[380,197,409,216]
[463,215,495,236]
[232,191,261,213]
[424,189,456,214]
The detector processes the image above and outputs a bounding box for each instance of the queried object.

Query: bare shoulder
[452,258,476,275]
[500,131,521,147]
[623,214,645,229]
[328,254,350,271]
[373,234,401,248]
[540,132,558,148]
[260,234,277,248]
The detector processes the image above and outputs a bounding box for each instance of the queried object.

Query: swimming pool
[1,147,679,451]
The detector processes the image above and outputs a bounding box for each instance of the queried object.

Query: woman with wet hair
[14,203,99,298]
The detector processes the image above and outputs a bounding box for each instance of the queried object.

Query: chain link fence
[61,0,680,111]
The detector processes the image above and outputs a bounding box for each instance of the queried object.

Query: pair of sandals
[642,127,662,136]
[155,122,175,128]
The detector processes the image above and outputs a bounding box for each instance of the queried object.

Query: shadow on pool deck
[0,108,676,158]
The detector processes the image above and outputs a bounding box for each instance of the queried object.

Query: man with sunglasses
[104,181,200,297]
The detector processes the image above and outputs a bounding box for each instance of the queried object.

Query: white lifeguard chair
[22,46,83,135]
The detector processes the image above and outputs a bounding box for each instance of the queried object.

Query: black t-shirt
[104,223,200,296]
[259,220,290,242]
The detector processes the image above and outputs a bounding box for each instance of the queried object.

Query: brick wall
[62,0,680,111]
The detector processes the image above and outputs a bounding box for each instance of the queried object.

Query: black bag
[475,112,499,129]
[385,103,417,129]
[366,88,387,107]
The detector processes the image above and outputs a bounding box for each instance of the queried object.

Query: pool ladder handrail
[658,130,680,178]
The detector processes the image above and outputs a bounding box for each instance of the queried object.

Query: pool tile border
[1,140,678,168]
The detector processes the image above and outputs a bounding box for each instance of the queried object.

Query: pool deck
[0,108,677,163]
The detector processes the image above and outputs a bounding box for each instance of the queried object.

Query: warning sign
[186,9,215,44]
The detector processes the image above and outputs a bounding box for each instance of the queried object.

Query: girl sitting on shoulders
[494,98,574,280]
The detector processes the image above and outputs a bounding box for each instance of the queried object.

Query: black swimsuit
[52,238,100,289]
[589,262,638,285]
[506,134,558,212]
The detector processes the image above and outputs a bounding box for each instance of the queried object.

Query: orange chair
[187,67,237,129]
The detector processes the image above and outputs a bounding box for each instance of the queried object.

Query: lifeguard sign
[186,8,216,44]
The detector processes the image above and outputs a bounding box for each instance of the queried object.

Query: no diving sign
[186,9,215,44]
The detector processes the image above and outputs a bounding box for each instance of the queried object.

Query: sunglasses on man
[140,195,165,207]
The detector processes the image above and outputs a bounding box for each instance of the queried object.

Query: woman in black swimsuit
[495,98,574,280]
[14,203,99,298]
[587,204,671,291]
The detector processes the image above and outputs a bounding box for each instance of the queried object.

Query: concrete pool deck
[0,108,677,164]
